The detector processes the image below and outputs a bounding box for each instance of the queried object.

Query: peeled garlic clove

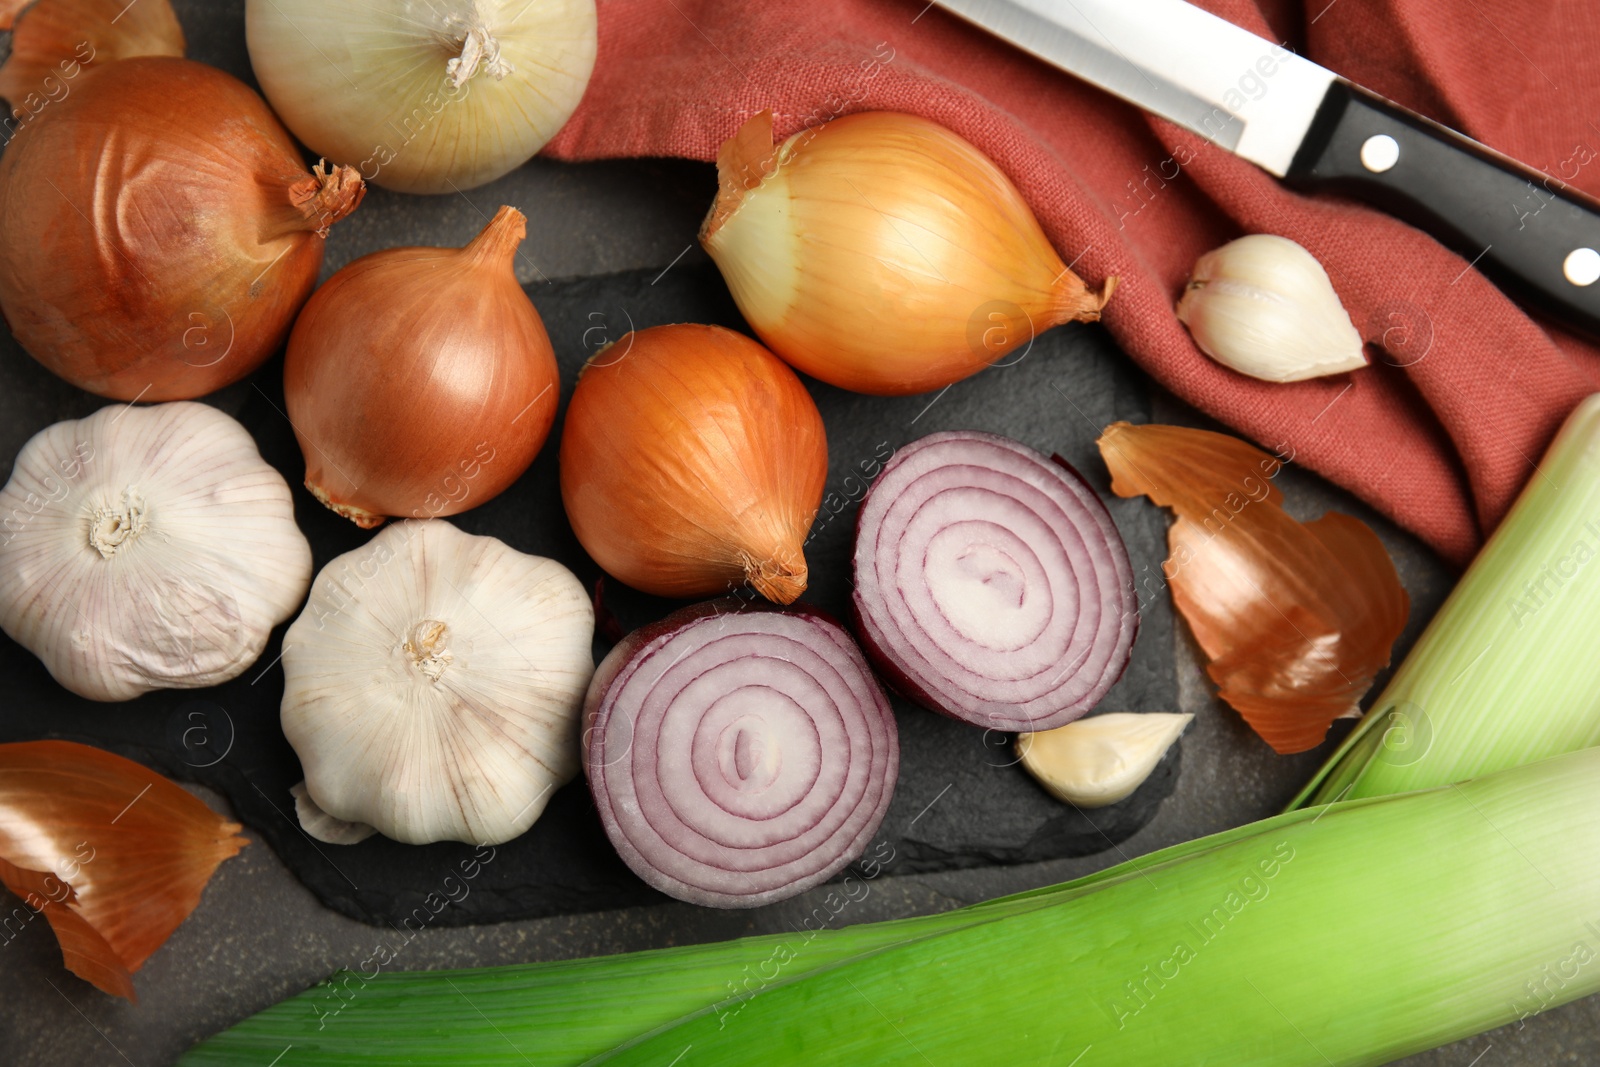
[280,520,595,846]
[1017,713,1193,808]
[1176,234,1368,383]
[701,111,1114,396]
[0,403,313,701]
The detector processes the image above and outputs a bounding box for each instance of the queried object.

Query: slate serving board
[0,262,1179,927]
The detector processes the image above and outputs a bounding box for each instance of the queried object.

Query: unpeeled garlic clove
[1176,234,1367,383]
[1017,712,1193,807]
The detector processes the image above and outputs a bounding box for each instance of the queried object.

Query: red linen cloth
[545,0,1600,567]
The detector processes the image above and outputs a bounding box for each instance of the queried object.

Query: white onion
[245,0,597,194]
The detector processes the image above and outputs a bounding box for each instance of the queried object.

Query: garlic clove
[281,520,595,846]
[291,781,377,846]
[1017,712,1193,808]
[0,403,312,701]
[1176,234,1368,383]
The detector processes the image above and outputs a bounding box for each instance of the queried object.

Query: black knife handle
[1285,80,1600,338]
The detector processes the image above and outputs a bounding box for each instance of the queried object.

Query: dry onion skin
[245,0,597,194]
[0,0,184,106]
[1097,422,1410,754]
[284,206,558,528]
[0,403,313,702]
[0,740,246,1000]
[701,110,1115,396]
[559,323,827,604]
[584,601,898,908]
[0,33,364,400]
[852,431,1138,733]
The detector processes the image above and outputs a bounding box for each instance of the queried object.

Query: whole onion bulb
[245,0,598,194]
[560,324,827,604]
[701,111,1115,396]
[0,56,364,400]
[284,206,560,528]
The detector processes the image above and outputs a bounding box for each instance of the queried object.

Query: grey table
[2,3,1598,1064]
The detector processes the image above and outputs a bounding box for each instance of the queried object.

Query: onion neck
[1046,270,1118,328]
[744,551,807,605]
[463,205,527,270]
[443,3,514,88]
[284,161,366,239]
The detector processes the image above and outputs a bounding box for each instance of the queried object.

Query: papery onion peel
[1097,422,1409,754]
[0,741,246,1000]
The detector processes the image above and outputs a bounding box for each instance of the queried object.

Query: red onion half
[852,431,1137,733]
[584,601,898,908]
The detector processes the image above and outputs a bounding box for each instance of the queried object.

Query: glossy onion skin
[559,324,827,603]
[584,601,899,909]
[852,431,1139,733]
[0,57,361,400]
[701,111,1112,396]
[283,207,558,527]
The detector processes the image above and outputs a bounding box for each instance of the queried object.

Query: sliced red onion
[584,601,898,909]
[852,431,1137,733]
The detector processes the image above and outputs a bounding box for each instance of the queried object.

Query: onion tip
[291,160,366,238]
[745,552,807,605]
[701,109,779,244]
[464,206,528,268]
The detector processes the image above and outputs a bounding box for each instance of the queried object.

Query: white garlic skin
[1017,712,1193,808]
[1176,234,1368,383]
[281,520,595,846]
[0,403,312,702]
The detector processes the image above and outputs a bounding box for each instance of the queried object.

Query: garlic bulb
[701,111,1114,396]
[0,403,312,701]
[245,0,597,194]
[280,520,594,846]
[1017,713,1193,808]
[1176,234,1368,382]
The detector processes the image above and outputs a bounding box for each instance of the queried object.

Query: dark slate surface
[0,260,1179,926]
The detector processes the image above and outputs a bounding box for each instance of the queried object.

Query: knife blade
[935,0,1600,339]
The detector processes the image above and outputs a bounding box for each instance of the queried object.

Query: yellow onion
[0,27,364,400]
[700,111,1115,396]
[284,206,558,528]
[560,324,827,604]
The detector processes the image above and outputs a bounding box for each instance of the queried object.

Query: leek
[1292,393,1600,808]
[185,747,1600,1066]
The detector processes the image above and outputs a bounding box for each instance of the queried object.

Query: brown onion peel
[1097,422,1410,754]
[560,323,827,604]
[584,600,898,909]
[283,205,557,528]
[0,55,363,400]
[0,0,185,108]
[0,740,247,1000]
[700,110,1116,396]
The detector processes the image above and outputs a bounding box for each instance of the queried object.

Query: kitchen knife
[934,0,1600,338]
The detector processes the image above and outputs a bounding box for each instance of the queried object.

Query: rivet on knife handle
[1286,81,1600,337]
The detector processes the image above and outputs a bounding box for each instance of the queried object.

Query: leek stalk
[1292,393,1600,808]
[185,747,1600,1066]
